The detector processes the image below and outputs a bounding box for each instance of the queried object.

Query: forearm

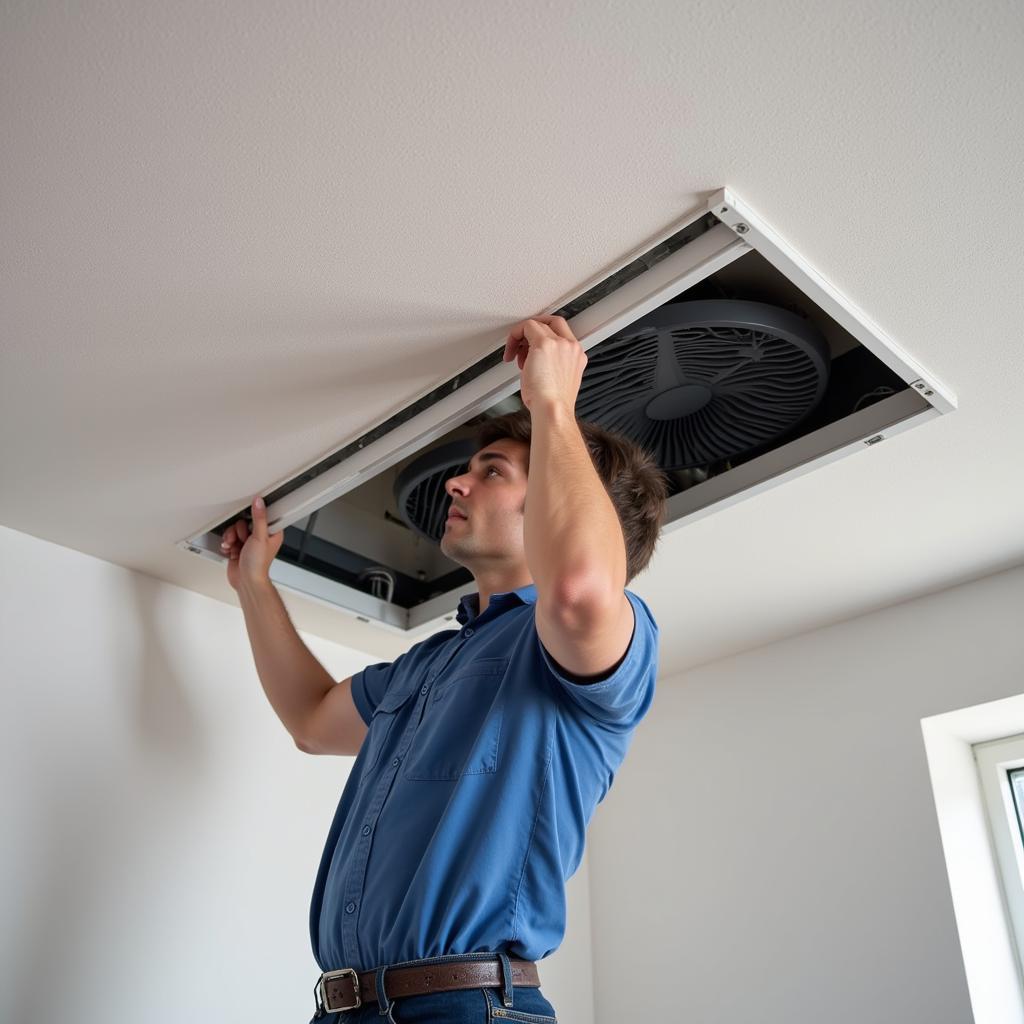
[237,579,335,741]
[523,400,628,609]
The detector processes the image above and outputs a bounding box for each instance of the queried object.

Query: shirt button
[362,825,371,835]
[420,685,428,695]
[463,628,474,637]
[346,901,356,913]
[392,758,400,766]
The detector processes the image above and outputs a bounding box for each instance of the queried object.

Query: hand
[221,495,285,592]
[502,315,587,413]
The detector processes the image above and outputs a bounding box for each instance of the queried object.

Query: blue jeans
[310,952,558,1023]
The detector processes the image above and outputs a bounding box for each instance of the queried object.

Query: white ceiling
[2,1,1022,674]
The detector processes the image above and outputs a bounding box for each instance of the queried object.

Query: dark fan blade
[575,300,830,469]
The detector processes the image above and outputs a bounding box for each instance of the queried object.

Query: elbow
[556,574,624,626]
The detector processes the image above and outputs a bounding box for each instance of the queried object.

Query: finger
[529,314,576,342]
[504,334,525,364]
[502,322,519,361]
[251,496,268,540]
[503,324,529,362]
[506,315,554,360]
[506,319,529,347]
[506,318,549,352]
[236,518,249,544]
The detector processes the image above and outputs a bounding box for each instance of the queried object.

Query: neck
[472,567,534,616]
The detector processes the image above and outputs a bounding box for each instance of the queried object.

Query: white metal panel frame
[180,186,958,635]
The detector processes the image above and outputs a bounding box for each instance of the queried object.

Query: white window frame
[975,733,1024,985]
[921,693,1024,1024]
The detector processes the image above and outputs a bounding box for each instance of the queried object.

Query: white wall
[586,560,1024,1023]
[0,523,593,1024]
[13,514,1017,1024]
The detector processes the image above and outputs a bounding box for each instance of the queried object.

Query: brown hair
[473,409,669,586]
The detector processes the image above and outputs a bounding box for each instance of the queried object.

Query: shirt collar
[456,583,538,625]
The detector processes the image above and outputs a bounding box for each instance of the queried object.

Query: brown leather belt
[314,957,539,1015]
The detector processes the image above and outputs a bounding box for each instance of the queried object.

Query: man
[222,316,667,1022]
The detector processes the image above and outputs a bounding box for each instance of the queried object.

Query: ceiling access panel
[179,187,956,638]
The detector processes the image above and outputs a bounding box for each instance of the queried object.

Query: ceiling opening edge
[178,185,958,637]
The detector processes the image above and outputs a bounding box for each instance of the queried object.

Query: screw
[720,207,727,213]
[924,389,933,396]
[735,223,749,234]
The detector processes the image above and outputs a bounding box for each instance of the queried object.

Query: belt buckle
[315,967,362,1013]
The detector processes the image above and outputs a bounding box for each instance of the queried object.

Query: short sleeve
[350,650,410,726]
[536,589,659,729]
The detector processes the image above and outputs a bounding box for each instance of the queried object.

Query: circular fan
[393,438,478,543]
[575,300,830,469]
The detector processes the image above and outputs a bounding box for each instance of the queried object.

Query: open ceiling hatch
[179,187,956,637]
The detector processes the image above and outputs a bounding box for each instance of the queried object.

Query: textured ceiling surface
[2,1,1022,672]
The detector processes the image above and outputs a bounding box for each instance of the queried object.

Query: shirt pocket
[362,684,417,775]
[404,656,510,781]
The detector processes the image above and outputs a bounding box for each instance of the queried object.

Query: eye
[486,465,500,477]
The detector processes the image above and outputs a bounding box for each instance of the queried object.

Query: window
[975,732,1024,986]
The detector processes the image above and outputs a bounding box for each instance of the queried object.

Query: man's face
[440,438,530,569]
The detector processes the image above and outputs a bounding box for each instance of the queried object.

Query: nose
[445,470,469,500]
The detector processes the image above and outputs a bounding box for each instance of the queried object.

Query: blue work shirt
[309,582,659,973]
